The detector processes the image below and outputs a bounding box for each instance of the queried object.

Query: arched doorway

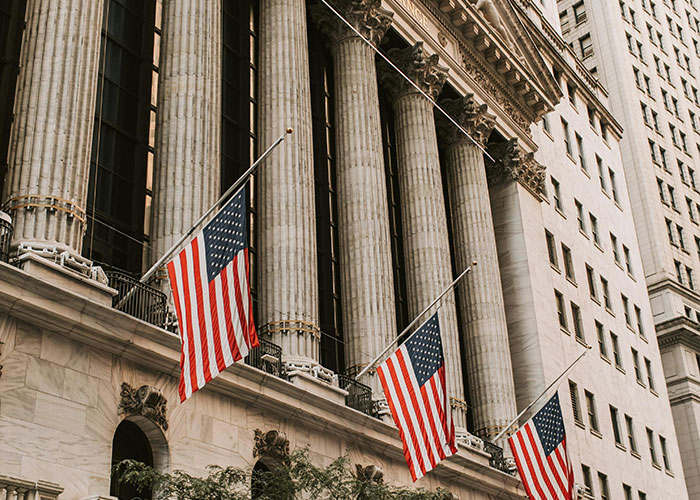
[251,460,271,499]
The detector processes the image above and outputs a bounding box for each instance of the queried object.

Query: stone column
[311,0,396,392]
[379,43,467,429]
[151,0,221,260]
[4,0,105,255]
[438,95,518,443]
[258,0,321,374]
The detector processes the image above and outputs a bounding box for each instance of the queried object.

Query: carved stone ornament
[310,0,393,46]
[486,138,546,197]
[355,464,384,483]
[379,42,448,101]
[118,382,169,431]
[468,0,514,47]
[253,429,290,461]
[438,94,496,148]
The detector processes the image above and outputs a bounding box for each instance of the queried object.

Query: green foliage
[113,448,454,500]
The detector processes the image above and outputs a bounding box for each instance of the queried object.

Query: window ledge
[575,336,588,348]
[600,354,611,364]
[631,450,641,459]
[650,388,659,397]
[652,463,662,471]
[594,242,604,252]
[579,229,590,239]
[575,420,586,430]
[556,208,567,219]
[551,263,561,274]
[590,428,603,439]
[590,295,601,306]
[666,469,675,477]
[616,365,626,375]
[566,276,578,287]
[606,307,616,317]
[615,442,627,452]
[636,379,647,388]
[561,327,571,336]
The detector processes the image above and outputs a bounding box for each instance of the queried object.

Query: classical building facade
[0,0,690,499]
[556,0,700,497]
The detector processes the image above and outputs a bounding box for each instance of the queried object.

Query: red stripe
[231,252,250,349]
[515,426,548,500]
[524,424,559,499]
[436,367,456,452]
[220,262,242,362]
[377,363,419,482]
[395,350,437,471]
[191,238,214,382]
[386,355,427,478]
[167,260,188,402]
[244,250,259,348]
[207,278,227,373]
[546,453,566,495]
[178,249,200,394]
[419,383,446,461]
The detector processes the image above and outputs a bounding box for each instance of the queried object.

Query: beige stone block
[236,426,256,465]
[96,379,119,421]
[21,455,90,500]
[87,473,112,498]
[40,331,90,374]
[0,416,60,461]
[34,391,86,434]
[0,448,21,476]
[89,350,112,382]
[58,436,111,474]
[0,386,36,421]
[25,356,64,397]
[14,323,42,357]
[0,350,28,392]
[212,418,238,452]
[195,391,232,422]
[192,441,233,471]
[169,437,195,471]
[63,368,99,407]
[86,406,117,444]
[187,411,213,444]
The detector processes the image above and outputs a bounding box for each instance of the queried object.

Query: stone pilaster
[379,43,467,429]
[151,0,221,260]
[311,0,396,392]
[438,95,518,444]
[258,0,320,372]
[4,0,105,255]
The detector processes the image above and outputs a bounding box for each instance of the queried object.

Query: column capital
[438,94,496,148]
[486,138,546,197]
[379,42,448,102]
[311,0,393,47]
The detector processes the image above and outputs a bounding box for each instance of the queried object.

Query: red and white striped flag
[167,187,258,402]
[508,393,574,500]
[376,312,457,481]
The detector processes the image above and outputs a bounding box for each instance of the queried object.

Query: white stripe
[519,424,556,500]
[196,234,220,378]
[549,443,569,492]
[172,255,193,399]
[225,258,249,359]
[184,243,207,388]
[236,251,251,348]
[426,375,453,458]
[213,273,235,366]
[510,432,545,500]
[380,355,423,480]
[529,430,566,499]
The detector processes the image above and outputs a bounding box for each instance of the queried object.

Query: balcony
[245,338,283,377]
[0,475,63,500]
[106,270,168,328]
[0,211,13,263]
[338,373,376,418]
[483,440,516,475]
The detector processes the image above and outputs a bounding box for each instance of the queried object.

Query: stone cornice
[310,0,393,46]
[0,261,524,497]
[437,94,496,148]
[379,41,448,101]
[485,138,545,198]
[656,317,700,351]
[647,276,700,307]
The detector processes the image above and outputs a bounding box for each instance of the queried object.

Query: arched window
[250,460,271,499]
[110,420,154,500]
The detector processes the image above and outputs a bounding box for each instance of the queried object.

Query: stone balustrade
[0,476,63,500]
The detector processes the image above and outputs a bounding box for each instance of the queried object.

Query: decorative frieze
[311,0,393,46]
[253,429,290,460]
[486,138,546,197]
[118,382,169,431]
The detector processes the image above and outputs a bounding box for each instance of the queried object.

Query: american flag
[377,312,457,481]
[508,393,574,500]
[167,187,258,402]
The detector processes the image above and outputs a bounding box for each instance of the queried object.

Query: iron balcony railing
[106,270,168,328]
[338,373,376,418]
[245,338,283,378]
[483,440,516,475]
[0,212,13,263]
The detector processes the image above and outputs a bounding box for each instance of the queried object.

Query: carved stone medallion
[253,429,290,461]
[118,382,169,431]
[355,464,384,483]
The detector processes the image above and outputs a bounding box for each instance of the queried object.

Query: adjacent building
[0,0,690,499]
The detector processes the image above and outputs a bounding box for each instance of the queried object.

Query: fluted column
[258,0,320,369]
[151,0,221,260]
[379,43,467,429]
[439,96,517,443]
[311,0,396,392]
[4,0,105,254]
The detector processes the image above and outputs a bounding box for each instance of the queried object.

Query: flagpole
[492,344,592,443]
[354,263,476,382]
[139,128,292,285]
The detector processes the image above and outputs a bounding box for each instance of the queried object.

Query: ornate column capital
[438,94,496,148]
[311,0,393,46]
[379,42,448,101]
[486,138,546,197]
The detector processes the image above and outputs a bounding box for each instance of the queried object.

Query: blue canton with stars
[532,393,566,456]
[404,313,444,387]
[202,187,247,283]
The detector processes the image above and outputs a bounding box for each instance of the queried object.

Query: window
[581,465,594,496]
[572,302,584,341]
[598,473,610,500]
[678,224,687,249]
[676,259,684,283]
[658,178,666,202]
[622,294,632,327]
[624,484,633,500]
[632,347,643,383]
[563,244,576,281]
[552,177,562,211]
[586,265,598,299]
[570,380,583,424]
[611,332,622,368]
[610,406,624,445]
[601,277,611,310]
[585,390,599,431]
[542,114,551,134]
[597,156,607,192]
[576,200,586,233]
[590,213,600,245]
[596,321,608,357]
[567,83,577,106]
[635,305,646,339]
[562,119,572,156]
[660,147,669,170]
[688,197,697,222]
[556,290,568,330]
[609,168,619,203]
[660,435,671,471]
[688,265,695,290]
[680,160,688,183]
[669,185,677,209]
[574,1,586,23]
[546,230,558,268]
[560,10,571,34]
[690,167,697,189]
[667,218,676,245]
[637,41,645,61]
[639,492,647,500]
[649,139,659,163]
[625,414,638,453]
[645,357,656,390]
[576,134,587,171]
[587,107,596,128]
[611,233,621,264]
[696,236,700,259]
[623,246,633,275]
[642,102,650,125]
[580,34,593,58]
[647,428,659,466]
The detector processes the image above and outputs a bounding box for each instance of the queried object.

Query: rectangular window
[632,347,643,383]
[660,435,671,471]
[556,290,568,330]
[597,156,607,192]
[625,414,638,453]
[601,277,611,310]
[658,178,666,202]
[596,321,608,358]
[563,244,576,281]
[624,484,633,500]
[574,0,586,23]
[623,246,633,275]
[570,380,583,424]
[611,406,624,445]
[611,332,622,368]
[678,224,686,249]
[667,218,676,245]
[688,197,697,222]
[609,168,619,203]
[576,134,587,171]
[590,214,600,245]
[576,199,586,233]
[586,265,598,299]
[669,185,677,209]
[562,119,572,156]
[647,428,659,465]
[688,267,695,290]
[552,177,562,211]
[580,34,593,58]
[572,302,584,341]
[546,230,558,268]
[582,464,594,496]
[611,233,621,264]
[635,305,646,339]
[622,294,632,327]
[598,472,610,500]
[645,357,656,390]
[585,390,599,431]
[675,259,684,283]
